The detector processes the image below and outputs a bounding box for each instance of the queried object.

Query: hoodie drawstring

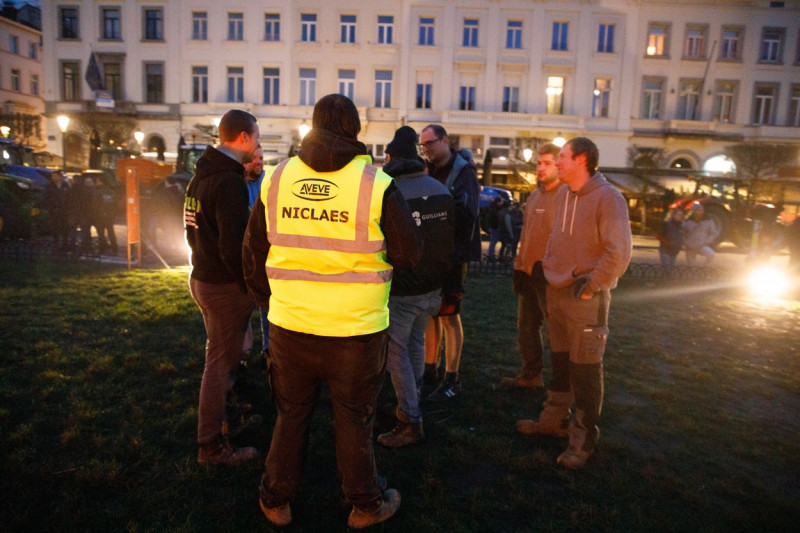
[561,192,578,236]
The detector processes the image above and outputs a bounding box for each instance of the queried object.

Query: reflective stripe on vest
[265,157,392,284]
[266,159,385,254]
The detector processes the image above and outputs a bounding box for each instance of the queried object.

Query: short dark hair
[312,94,361,139]
[538,142,561,158]
[567,137,599,174]
[422,124,447,139]
[218,109,257,143]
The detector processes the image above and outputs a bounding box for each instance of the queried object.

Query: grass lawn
[1,260,798,532]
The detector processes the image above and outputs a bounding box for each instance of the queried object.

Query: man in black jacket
[377,126,455,448]
[184,108,260,467]
[242,95,420,529]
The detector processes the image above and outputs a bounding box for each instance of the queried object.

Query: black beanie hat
[385,126,419,160]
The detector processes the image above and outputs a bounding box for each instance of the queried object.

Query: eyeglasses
[418,137,443,150]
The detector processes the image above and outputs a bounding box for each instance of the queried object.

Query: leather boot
[557,362,603,469]
[516,390,572,436]
[378,409,425,448]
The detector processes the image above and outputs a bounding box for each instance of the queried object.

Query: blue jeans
[387,290,441,423]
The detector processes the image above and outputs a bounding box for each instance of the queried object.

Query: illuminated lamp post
[553,132,566,147]
[298,120,310,144]
[57,115,70,172]
[134,131,144,156]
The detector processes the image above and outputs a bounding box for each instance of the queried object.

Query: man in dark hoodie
[242,94,420,529]
[542,137,632,469]
[184,108,260,467]
[377,126,455,449]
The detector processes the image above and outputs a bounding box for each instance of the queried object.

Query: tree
[723,143,800,205]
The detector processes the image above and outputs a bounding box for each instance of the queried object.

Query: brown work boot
[516,390,572,437]
[197,434,257,467]
[556,412,599,470]
[378,421,425,448]
[259,499,292,527]
[501,373,544,388]
[347,489,401,529]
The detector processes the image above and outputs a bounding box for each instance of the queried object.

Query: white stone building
[41,1,799,186]
[0,1,44,150]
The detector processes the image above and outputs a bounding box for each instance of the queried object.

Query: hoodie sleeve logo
[291,179,339,201]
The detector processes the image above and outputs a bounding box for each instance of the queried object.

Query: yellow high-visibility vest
[262,155,394,337]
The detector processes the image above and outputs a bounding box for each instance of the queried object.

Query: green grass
[1,260,799,532]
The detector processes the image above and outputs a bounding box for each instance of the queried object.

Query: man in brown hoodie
[542,137,632,469]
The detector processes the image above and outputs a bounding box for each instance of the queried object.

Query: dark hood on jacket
[297,128,368,173]
[193,145,244,180]
[382,157,425,178]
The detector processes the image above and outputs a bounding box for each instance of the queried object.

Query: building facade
[42,0,799,185]
[0,1,44,150]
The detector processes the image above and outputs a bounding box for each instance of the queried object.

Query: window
[646,23,668,56]
[598,23,615,53]
[263,67,280,104]
[28,41,37,59]
[719,27,742,60]
[789,85,800,127]
[10,69,20,92]
[299,68,316,106]
[377,15,393,44]
[642,78,663,119]
[502,86,519,112]
[31,74,39,96]
[416,83,432,109]
[101,7,121,40]
[340,15,356,44]
[228,12,244,41]
[489,137,511,159]
[60,7,79,39]
[144,62,164,103]
[192,12,207,40]
[227,66,244,103]
[61,61,80,101]
[684,26,706,59]
[592,78,611,117]
[337,69,355,100]
[506,20,522,49]
[463,18,479,47]
[419,17,435,46]
[192,66,208,103]
[460,86,475,110]
[301,14,317,43]
[760,28,784,63]
[753,84,777,125]
[546,76,564,114]
[552,22,568,51]
[677,79,702,120]
[713,80,737,123]
[143,8,163,41]
[375,70,392,108]
[103,60,122,100]
[264,13,280,41]
[9,35,18,54]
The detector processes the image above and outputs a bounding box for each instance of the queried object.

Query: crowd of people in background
[43,170,120,256]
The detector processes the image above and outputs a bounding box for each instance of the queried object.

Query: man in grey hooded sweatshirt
[542,137,632,469]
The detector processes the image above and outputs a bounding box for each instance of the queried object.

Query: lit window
[646,23,668,56]
[592,78,611,118]
[546,76,564,114]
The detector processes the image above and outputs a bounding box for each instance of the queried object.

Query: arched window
[670,158,693,169]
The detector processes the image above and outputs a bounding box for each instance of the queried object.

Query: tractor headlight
[746,265,791,299]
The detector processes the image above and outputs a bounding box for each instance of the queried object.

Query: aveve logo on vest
[291,179,339,201]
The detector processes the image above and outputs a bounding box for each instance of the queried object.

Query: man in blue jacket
[419,124,480,401]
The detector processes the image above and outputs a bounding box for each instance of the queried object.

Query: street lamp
[134,131,144,155]
[298,120,310,142]
[553,132,566,147]
[57,115,70,172]
[0,125,9,138]
[523,148,533,163]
